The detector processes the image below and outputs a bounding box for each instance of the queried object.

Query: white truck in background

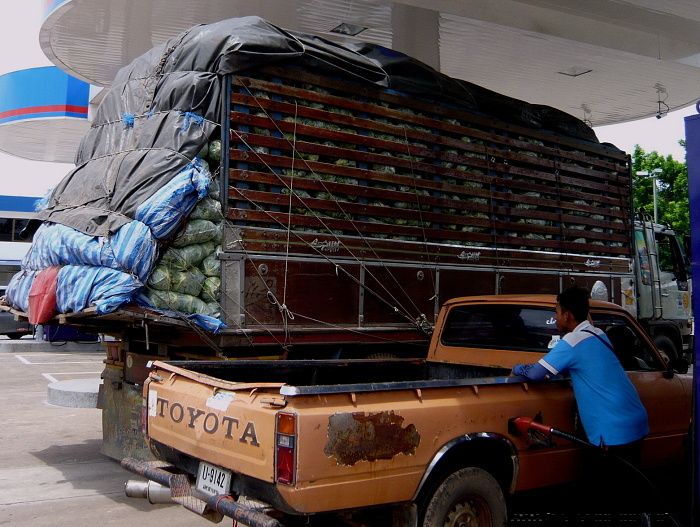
[627,215,692,360]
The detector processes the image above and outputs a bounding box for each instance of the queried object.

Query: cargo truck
[0,18,691,459]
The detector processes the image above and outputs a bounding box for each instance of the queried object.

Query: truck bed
[157,358,514,395]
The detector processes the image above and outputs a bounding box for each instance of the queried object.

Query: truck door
[654,231,691,321]
[634,226,655,320]
[591,311,689,467]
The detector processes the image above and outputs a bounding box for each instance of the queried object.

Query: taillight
[275,412,296,485]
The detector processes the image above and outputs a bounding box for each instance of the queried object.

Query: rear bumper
[121,457,284,527]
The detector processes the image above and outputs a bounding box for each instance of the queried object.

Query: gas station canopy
[0,66,89,163]
[40,0,700,127]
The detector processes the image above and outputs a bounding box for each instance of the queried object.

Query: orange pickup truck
[122,295,691,526]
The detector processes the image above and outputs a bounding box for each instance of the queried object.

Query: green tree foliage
[630,143,688,234]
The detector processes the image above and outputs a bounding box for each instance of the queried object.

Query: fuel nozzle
[508,415,553,438]
[509,413,592,449]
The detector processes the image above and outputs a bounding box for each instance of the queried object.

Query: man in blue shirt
[512,286,649,454]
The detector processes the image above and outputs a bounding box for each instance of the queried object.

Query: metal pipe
[121,458,284,527]
[121,458,173,487]
[206,494,283,527]
[125,480,174,504]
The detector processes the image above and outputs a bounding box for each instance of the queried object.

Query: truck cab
[633,216,692,359]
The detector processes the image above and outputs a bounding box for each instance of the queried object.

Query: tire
[422,467,507,527]
[5,333,23,340]
[654,334,678,361]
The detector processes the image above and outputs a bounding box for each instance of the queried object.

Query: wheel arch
[412,433,519,504]
[647,322,683,359]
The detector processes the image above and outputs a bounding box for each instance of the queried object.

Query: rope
[290,311,431,345]
[227,230,433,347]
[230,128,419,326]
[401,125,438,310]
[235,88,422,322]
[280,101,299,345]
[224,199,421,330]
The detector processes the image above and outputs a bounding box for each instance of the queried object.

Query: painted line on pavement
[42,373,58,383]
[14,353,102,365]
[45,371,102,376]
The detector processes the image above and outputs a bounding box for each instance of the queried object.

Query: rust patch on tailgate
[324,411,420,466]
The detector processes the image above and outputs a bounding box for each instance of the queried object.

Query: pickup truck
[123,295,691,526]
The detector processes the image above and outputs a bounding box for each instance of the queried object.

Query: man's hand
[512,362,550,381]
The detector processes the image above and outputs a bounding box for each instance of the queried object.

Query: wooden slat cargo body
[219,64,633,346]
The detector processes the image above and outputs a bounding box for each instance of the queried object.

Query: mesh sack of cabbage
[143,204,223,329]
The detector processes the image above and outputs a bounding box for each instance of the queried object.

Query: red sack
[28,266,61,324]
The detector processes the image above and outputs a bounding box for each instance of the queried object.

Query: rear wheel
[654,334,678,361]
[5,333,23,340]
[422,467,507,527]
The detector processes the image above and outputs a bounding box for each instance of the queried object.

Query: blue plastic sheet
[135,291,226,333]
[135,158,211,239]
[56,266,143,314]
[6,269,39,313]
[23,220,157,282]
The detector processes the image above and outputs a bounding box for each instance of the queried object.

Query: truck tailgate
[145,361,285,483]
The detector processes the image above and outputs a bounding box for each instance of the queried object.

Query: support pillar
[391,4,440,71]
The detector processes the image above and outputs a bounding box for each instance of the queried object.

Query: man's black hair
[557,286,590,323]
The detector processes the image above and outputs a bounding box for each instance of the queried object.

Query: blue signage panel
[0,67,89,125]
[0,195,41,213]
[684,112,700,523]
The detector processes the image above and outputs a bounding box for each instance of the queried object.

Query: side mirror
[669,357,689,375]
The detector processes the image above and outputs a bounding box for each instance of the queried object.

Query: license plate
[196,461,232,497]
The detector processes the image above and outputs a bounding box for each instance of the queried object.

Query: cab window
[590,312,662,371]
[655,232,688,282]
[441,305,558,351]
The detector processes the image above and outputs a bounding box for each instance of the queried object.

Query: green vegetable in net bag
[175,293,210,315]
[147,265,171,291]
[161,242,213,270]
[205,303,221,318]
[199,142,209,159]
[173,219,218,247]
[208,140,221,161]
[145,289,179,310]
[146,288,217,317]
[201,276,221,302]
[190,198,223,221]
[201,250,220,277]
[171,268,206,297]
[208,177,220,200]
[212,221,223,243]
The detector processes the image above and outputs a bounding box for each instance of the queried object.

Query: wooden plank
[229,133,629,198]
[232,92,626,174]
[231,110,628,190]
[237,68,628,162]
[230,160,627,221]
[230,163,630,213]
[231,188,493,230]
[229,185,629,236]
[227,209,630,255]
[232,228,633,272]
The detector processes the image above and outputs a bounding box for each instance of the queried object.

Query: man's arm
[512,361,552,380]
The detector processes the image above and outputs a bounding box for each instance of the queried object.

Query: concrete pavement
[0,339,209,527]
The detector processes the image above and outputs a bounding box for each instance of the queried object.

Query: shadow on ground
[509,465,691,526]
[29,440,175,513]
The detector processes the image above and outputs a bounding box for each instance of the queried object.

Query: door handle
[661,293,670,297]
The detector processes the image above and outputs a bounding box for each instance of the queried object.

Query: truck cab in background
[632,215,692,360]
